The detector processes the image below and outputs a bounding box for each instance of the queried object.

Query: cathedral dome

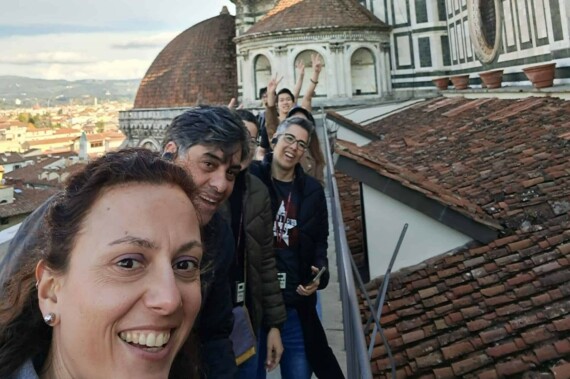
[241,0,388,38]
[134,9,237,109]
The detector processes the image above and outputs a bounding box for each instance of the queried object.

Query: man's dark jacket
[220,170,286,334]
[198,212,237,378]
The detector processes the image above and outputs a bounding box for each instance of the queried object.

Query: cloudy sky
[0,0,236,81]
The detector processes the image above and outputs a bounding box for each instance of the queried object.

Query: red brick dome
[134,12,237,109]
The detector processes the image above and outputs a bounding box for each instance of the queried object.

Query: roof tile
[495,359,532,376]
[415,351,444,369]
[534,344,561,362]
[431,367,455,378]
[441,341,475,360]
[520,326,555,345]
[451,354,492,376]
[466,319,493,332]
[553,318,570,331]
[554,339,570,354]
[477,368,499,379]
[551,361,570,379]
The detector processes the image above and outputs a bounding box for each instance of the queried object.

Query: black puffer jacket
[221,171,286,333]
[249,154,330,295]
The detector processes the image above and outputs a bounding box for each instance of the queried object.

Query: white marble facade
[236,30,391,107]
[234,0,570,99]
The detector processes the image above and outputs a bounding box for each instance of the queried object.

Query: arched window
[351,48,378,95]
[295,50,327,98]
[254,55,272,100]
[141,140,160,152]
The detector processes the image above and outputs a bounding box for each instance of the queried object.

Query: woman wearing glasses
[249,117,344,379]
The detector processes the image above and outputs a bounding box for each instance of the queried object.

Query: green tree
[17,113,30,123]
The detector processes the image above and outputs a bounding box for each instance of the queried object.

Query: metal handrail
[321,113,373,379]
[322,111,407,379]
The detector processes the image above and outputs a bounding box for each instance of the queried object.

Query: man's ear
[35,260,61,322]
[163,141,178,156]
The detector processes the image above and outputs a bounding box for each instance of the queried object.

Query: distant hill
[0,76,140,108]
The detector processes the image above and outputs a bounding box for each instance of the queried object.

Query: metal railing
[321,112,406,379]
[321,114,373,378]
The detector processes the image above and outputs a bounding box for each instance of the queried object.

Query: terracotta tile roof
[0,187,59,218]
[242,0,389,37]
[54,128,80,135]
[336,96,570,377]
[361,216,570,377]
[0,121,27,130]
[4,157,65,186]
[0,152,27,165]
[134,13,237,109]
[336,140,501,230]
[25,136,75,147]
[338,97,570,231]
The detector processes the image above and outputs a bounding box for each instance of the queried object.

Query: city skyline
[0,0,236,81]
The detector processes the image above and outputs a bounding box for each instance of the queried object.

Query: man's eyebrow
[108,236,158,249]
[203,151,223,162]
[204,150,241,169]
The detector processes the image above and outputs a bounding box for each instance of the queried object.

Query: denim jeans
[257,307,312,379]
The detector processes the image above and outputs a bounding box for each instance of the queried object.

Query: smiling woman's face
[42,183,202,379]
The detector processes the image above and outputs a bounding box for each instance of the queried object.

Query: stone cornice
[234,25,391,44]
[236,29,390,51]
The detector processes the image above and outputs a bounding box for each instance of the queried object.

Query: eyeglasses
[280,133,308,151]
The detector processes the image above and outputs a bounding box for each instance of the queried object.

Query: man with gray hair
[162,105,249,378]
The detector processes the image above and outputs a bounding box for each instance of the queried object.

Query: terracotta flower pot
[450,75,470,90]
[479,69,503,89]
[523,62,556,89]
[432,77,449,90]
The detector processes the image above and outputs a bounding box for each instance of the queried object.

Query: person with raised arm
[257,59,307,160]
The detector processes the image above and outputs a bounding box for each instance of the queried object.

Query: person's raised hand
[267,73,283,94]
[311,54,323,75]
[296,59,305,76]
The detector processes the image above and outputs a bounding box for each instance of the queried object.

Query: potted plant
[432,77,449,90]
[479,69,504,89]
[450,74,470,90]
[523,62,556,88]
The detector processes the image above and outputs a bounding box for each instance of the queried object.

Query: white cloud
[0,51,93,65]
[111,32,178,50]
[0,0,236,80]
[0,32,166,79]
[38,59,150,80]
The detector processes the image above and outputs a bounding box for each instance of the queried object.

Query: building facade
[120,0,570,146]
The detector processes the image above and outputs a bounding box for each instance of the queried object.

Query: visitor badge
[277,272,286,289]
[235,281,245,303]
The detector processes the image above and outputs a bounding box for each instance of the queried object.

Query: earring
[43,312,56,326]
